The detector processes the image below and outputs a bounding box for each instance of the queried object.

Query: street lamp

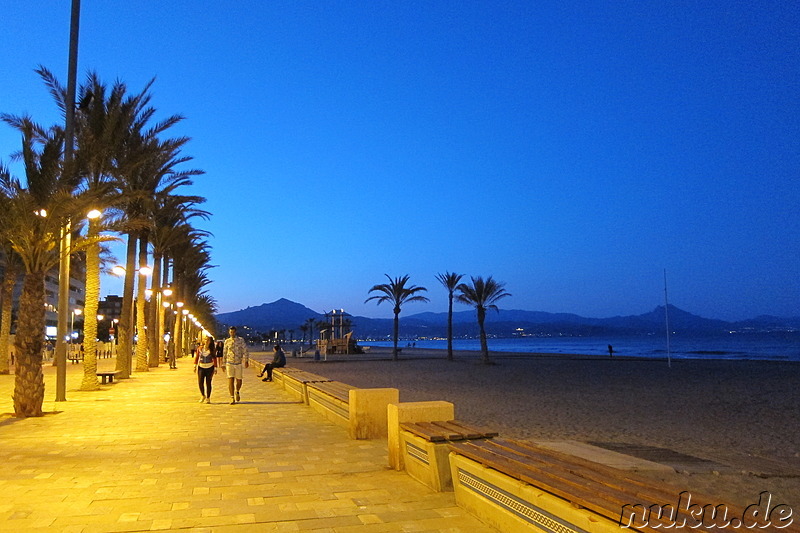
[55,0,82,404]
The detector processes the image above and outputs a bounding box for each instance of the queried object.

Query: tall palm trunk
[135,234,149,372]
[157,256,170,365]
[172,285,183,366]
[13,272,46,417]
[80,218,101,390]
[147,253,162,367]
[115,234,136,378]
[476,306,490,364]
[446,294,454,362]
[392,306,400,361]
[0,265,17,375]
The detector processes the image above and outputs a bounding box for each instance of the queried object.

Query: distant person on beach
[608,344,614,358]
[258,344,286,382]
[194,335,218,403]
[223,326,249,404]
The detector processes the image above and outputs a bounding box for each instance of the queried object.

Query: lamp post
[158,288,172,364]
[71,308,82,342]
[170,301,184,369]
[55,0,82,403]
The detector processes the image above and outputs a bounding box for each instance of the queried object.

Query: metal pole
[664,269,671,369]
[55,0,81,402]
[55,224,71,401]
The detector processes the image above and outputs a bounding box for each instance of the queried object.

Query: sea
[362,333,800,362]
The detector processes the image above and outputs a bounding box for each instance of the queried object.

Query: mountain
[216,299,323,331]
[215,300,800,338]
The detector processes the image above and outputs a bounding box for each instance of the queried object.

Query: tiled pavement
[0,355,497,532]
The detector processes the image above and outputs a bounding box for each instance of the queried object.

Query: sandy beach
[280,346,800,512]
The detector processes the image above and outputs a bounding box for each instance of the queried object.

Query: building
[0,251,86,337]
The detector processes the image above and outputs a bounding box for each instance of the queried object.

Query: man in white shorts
[222,326,249,404]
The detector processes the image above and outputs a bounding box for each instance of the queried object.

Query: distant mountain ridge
[215,299,800,338]
[216,298,324,331]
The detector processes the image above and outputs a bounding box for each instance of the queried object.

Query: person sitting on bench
[258,344,286,382]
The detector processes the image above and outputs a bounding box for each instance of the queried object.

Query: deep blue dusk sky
[2,1,798,321]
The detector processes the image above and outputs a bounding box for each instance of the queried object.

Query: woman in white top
[194,335,218,403]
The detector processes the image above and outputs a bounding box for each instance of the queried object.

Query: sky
[2,1,798,322]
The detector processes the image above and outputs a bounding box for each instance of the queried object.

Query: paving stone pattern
[0,357,497,532]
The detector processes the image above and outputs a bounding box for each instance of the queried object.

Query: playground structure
[316,309,363,355]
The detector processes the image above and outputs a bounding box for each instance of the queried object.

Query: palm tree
[365,274,429,361]
[67,71,125,389]
[456,276,511,365]
[303,317,316,349]
[148,197,209,367]
[0,245,21,375]
[106,80,187,377]
[0,163,22,375]
[169,234,214,357]
[0,116,100,416]
[435,271,463,361]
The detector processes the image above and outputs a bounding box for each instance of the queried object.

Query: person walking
[223,326,249,404]
[258,344,286,382]
[194,334,218,403]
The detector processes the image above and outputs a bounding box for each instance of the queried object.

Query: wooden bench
[400,420,498,492]
[270,366,303,387]
[448,438,798,533]
[96,371,120,384]
[68,355,84,364]
[306,380,356,425]
[277,369,332,404]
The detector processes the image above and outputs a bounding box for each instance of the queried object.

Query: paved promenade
[0,355,495,533]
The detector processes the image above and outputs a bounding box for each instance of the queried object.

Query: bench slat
[433,420,497,440]
[402,422,449,442]
[445,420,499,438]
[401,420,498,442]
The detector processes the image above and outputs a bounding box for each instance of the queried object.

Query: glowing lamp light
[87,209,101,219]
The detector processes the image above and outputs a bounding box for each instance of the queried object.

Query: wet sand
[276,346,800,511]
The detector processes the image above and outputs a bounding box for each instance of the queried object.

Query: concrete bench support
[348,388,398,440]
[387,401,454,471]
[399,421,497,492]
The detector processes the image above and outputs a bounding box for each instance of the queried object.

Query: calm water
[363,333,800,362]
